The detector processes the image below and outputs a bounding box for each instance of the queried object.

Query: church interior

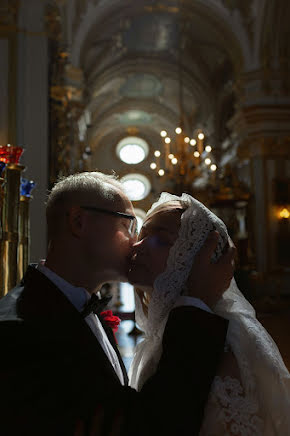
[0,0,290,370]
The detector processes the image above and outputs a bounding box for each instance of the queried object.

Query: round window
[116,137,149,164]
[120,173,151,201]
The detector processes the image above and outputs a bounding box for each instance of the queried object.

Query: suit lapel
[97,313,129,386]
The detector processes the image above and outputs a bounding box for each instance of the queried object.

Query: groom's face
[80,189,137,281]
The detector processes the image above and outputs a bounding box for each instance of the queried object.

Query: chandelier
[150,4,217,194]
[150,128,217,191]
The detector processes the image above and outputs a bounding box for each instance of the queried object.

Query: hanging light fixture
[149,1,217,193]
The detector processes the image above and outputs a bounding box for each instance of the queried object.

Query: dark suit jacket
[0,265,228,436]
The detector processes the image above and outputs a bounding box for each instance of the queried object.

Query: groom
[0,171,234,436]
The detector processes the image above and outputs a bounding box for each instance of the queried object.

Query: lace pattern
[200,376,264,436]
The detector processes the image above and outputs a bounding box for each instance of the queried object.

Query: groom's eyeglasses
[80,206,138,237]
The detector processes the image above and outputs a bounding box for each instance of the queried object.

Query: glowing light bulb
[198,132,204,140]
[205,145,212,152]
[205,158,211,165]
[194,151,200,157]
[168,154,174,160]
[210,164,217,171]
[165,137,171,144]
[160,130,167,137]
[190,139,196,146]
[154,150,161,157]
[279,208,290,219]
[175,127,182,134]
[172,158,178,165]
[184,137,190,143]
[158,169,165,176]
[150,162,157,170]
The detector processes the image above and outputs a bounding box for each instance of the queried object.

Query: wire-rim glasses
[80,206,137,237]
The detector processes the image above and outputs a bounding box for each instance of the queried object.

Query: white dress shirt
[37,263,124,385]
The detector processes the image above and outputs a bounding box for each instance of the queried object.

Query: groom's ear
[67,206,86,238]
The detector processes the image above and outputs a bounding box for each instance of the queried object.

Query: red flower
[100,310,121,343]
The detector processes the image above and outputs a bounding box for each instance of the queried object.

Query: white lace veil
[129,192,290,434]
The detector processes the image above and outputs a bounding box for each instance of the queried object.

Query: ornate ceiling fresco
[119,74,163,98]
[118,110,153,125]
[121,13,179,52]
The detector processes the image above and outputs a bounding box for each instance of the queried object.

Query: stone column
[16,0,49,262]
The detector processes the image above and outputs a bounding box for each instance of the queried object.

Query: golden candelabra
[0,162,25,296]
[0,145,34,298]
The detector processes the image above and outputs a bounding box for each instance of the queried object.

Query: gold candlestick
[0,173,5,298]
[18,195,31,282]
[164,142,170,170]
[0,176,4,213]
[0,176,4,242]
[0,163,25,297]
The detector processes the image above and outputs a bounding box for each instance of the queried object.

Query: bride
[128,192,290,435]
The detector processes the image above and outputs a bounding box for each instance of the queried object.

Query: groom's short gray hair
[46,171,124,239]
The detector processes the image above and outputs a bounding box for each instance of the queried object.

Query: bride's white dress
[129,193,290,435]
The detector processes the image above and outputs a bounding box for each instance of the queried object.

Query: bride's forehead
[143,207,183,229]
[147,202,184,217]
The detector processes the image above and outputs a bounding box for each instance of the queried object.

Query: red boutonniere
[100,310,121,343]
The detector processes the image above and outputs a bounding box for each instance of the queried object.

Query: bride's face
[128,205,183,290]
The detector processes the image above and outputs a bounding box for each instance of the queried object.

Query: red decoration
[100,310,121,344]
[0,145,24,164]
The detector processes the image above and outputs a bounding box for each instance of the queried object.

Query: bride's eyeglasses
[80,206,137,237]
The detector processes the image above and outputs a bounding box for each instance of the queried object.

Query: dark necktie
[81,293,112,318]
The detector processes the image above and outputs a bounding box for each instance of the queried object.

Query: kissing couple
[0,171,289,436]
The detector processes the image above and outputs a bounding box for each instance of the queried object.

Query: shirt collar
[37,263,91,312]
